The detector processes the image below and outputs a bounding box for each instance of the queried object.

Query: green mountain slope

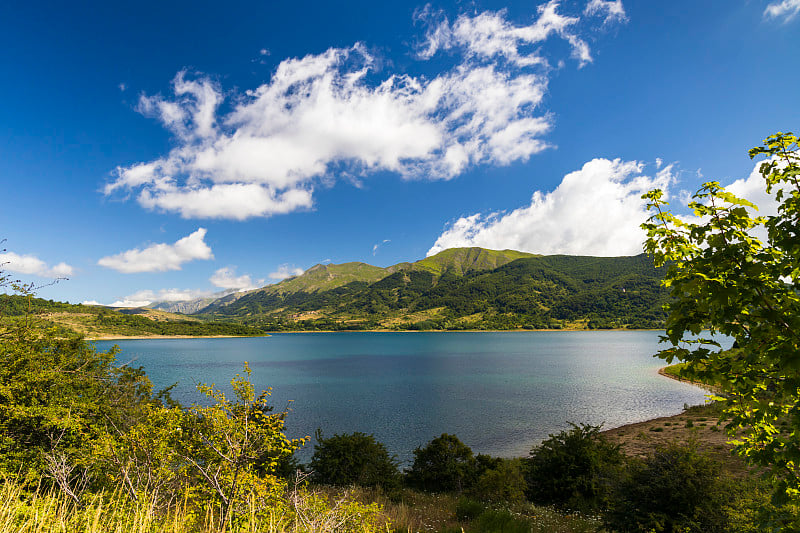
[198,248,532,316]
[398,247,536,276]
[271,262,389,294]
[198,250,667,331]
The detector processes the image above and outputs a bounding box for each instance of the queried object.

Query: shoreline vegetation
[85,333,270,340]
[89,326,663,340]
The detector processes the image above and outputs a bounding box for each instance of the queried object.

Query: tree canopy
[642,132,800,519]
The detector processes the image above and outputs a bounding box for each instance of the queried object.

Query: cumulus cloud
[107,2,623,220]
[269,264,305,281]
[210,266,263,291]
[428,158,674,257]
[764,0,800,22]
[0,251,73,278]
[725,160,783,217]
[97,228,213,273]
[416,1,592,66]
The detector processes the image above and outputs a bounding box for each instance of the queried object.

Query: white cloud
[210,266,262,291]
[269,264,305,281]
[107,287,216,308]
[428,158,674,257]
[0,251,73,278]
[417,2,591,67]
[725,160,783,217]
[81,300,103,306]
[584,0,627,25]
[97,228,213,273]
[107,3,622,220]
[764,0,800,22]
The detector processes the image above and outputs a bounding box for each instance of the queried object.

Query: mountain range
[149,248,668,331]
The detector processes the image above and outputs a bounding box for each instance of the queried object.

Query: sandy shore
[86,334,269,341]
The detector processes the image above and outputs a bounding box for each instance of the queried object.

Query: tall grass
[312,486,602,533]
[0,481,390,533]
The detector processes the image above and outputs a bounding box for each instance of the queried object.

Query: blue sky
[2,0,799,306]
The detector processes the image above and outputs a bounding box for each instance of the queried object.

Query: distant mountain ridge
[188,248,668,331]
[147,289,246,314]
[194,247,533,315]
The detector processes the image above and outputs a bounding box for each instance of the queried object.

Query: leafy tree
[605,443,731,533]
[468,458,526,504]
[523,423,623,511]
[0,257,163,496]
[309,431,399,488]
[98,363,304,526]
[406,433,477,493]
[180,364,304,527]
[0,321,150,488]
[642,132,800,513]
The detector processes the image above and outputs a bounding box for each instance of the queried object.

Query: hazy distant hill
[148,289,251,314]
[195,248,668,331]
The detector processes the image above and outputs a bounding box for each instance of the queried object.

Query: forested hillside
[0,294,266,337]
[197,250,668,331]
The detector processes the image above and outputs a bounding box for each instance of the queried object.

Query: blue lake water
[95,331,719,465]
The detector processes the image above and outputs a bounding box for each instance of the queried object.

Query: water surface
[96,331,716,464]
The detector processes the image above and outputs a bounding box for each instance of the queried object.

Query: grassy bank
[0,481,604,533]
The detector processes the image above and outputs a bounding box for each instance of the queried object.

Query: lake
[95,331,718,465]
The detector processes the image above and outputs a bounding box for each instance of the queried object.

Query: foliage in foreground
[406,434,478,493]
[642,131,800,518]
[604,442,733,533]
[310,431,400,489]
[0,479,388,533]
[524,423,623,512]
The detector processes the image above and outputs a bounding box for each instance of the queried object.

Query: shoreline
[600,369,742,471]
[263,327,662,333]
[86,334,269,341]
[657,365,720,393]
[86,329,661,340]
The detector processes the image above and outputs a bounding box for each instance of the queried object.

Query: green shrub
[310,431,399,488]
[406,434,476,493]
[605,443,731,533]
[468,459,526,504]
[455,497,485,520]
[523,423,623,511]
[469,509,531,533]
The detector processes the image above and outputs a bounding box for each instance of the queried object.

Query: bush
[0,323,162,488]
[523,423,623,511]
[310,431,399,488]
[455,497,485,520]
[605,443,731,533]
[468,458,526,504]
[406,434,477,493]
[469,509,532,533]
